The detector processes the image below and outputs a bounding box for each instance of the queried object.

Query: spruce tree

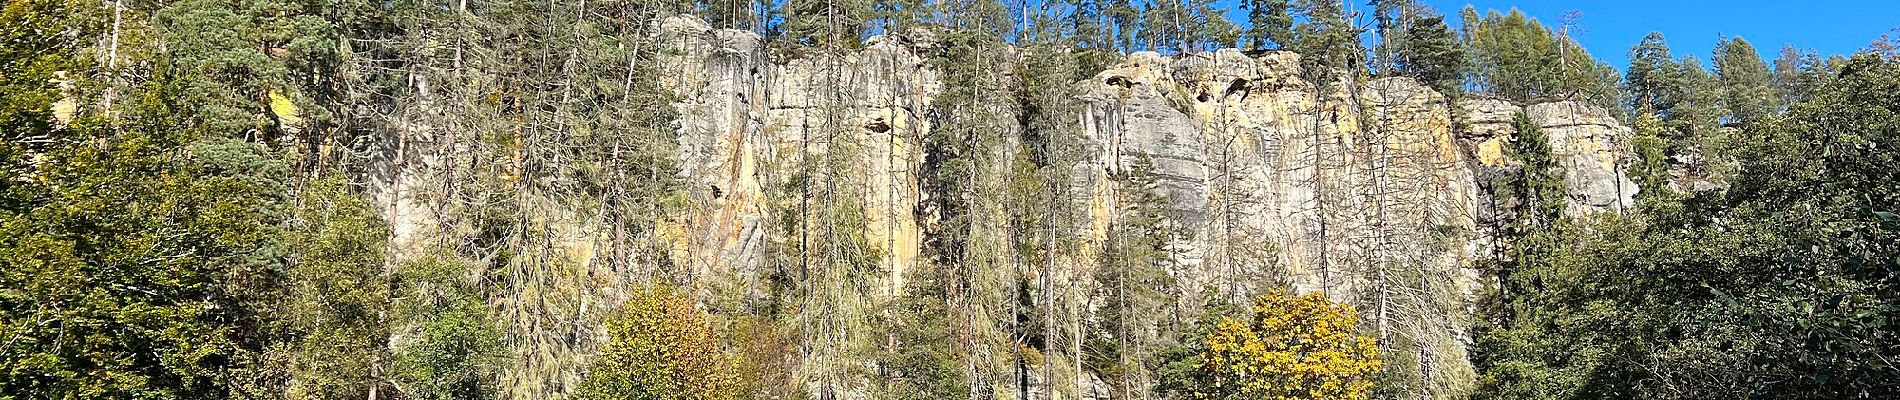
[1395,15,1466,96]
[1088,155,1178,399]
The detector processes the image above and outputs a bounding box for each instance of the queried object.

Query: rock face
[1075,49,1483,299]
[382,14,1641,400]
[1465,98,1638,214]
[653,14,1641,399]
[659,15,936,302]
[1074,49,1487,395]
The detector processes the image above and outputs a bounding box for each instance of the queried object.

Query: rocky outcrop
[1465,98,1638,214]
[649,14,1642,399]
[658,15,936,303]
[378,13,1642,400]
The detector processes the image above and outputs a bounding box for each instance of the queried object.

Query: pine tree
[1138,0,1190,52]
[1771,45,1828,106]
[783,0,875,48]
[1290,0,1361,82]
[1369,0,1417,71]
[701,0,765,30]
[1714,37,1776,126]
[873,0,928,33]
[1103,0,1142,51]
[1190,0,1240,50]
[1626,32,1679,115]
[1239,0,1294,50]
[1625,34,1734,178]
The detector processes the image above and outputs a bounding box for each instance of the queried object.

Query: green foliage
[582,286,739,400]
[1372,0,1468,95]
[0,0,88,149]
[1087,155,1179,398]
[781,0,874,49]
[0,0,369,397]
[1394,14,1467,96]
[279,178,393,399]
[1503,111,1566,231]
[391,253,506,400]
[702,0,769,31]
[153,0,338,139]
[1772,45,1835,107]
[1626,32,1679,114]
[1463,8,1620,109]
[1714,37,1777,126]
[0,133,292,398]
[872,284,971,400]
[1238,0,1293,50]
[1626,114,1677,205]
[1289,0,1362,83]
[1623,33,1730,187]
[1137,0,1237,52]
[1103,0,1143,51]
[1152,300,1241,399]
[1473,54,1900,399]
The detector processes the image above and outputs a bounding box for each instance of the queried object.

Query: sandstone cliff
[381,13,1641,399]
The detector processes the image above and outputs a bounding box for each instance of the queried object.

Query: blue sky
[1423,0,1900,70]
[1212,1,1900,71]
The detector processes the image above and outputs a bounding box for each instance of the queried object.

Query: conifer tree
[1290,0,1361,82]
[1714,37,1776,126]
[1771,45,1829,106]
[1464,9,1619,108]
[1504,111,1566,235]
[1103,0,1143,51]
[1138,0,1190,52]
[784,0,875,48]
[1370,0,1417,70]
[1088,155,1178,399]
[1626,32,1679,115]
[1240,0,1294,50]
[701,0,766,30]
[1395,15,1466,96]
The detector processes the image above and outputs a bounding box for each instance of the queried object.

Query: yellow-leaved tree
[1194,290,1382,400]
[580,286,738,400]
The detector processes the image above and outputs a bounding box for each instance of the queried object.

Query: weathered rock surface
[658,15,936,303]
[1464,98,1639,214]
[381,14,1642,400]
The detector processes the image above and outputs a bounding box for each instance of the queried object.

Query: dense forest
[2,0,1897,398]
